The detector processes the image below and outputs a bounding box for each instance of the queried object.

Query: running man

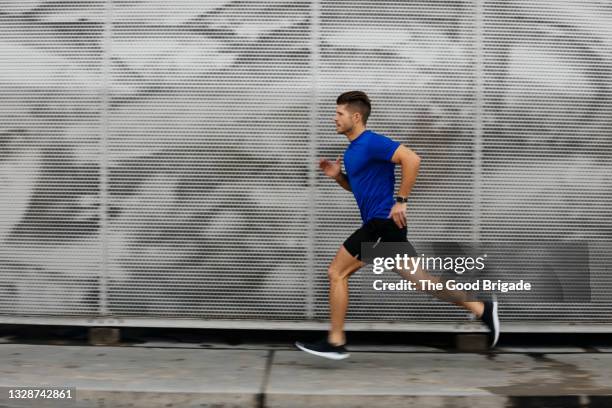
[295,91,499,360]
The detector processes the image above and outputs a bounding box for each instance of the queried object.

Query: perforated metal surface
[1,0,611,328]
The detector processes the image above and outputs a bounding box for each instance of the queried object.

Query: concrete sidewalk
[1,342,611,408]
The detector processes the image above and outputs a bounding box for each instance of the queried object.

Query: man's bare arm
[391,144,421,199]
[387,144,421,228]
[333,172,352,192]
[319,157,352,192]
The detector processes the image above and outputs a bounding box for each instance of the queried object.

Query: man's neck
[346,126,366,142]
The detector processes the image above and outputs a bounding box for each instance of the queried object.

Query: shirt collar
[350,129,369,144]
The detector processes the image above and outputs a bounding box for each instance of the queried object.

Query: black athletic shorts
[343,217,418,262]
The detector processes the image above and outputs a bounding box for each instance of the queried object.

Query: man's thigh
[330,244,365,279]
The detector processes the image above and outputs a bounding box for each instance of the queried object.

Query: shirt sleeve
[369,134,401,162]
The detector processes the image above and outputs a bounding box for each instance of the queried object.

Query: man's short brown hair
[336,91,371,125]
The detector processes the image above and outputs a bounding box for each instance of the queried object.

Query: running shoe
[295,338,350,360]
[479,295,500,348]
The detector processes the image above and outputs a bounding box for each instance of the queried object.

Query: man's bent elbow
[402,154,420,168]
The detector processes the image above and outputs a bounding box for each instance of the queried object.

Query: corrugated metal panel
[1,0,104,315]
[1,0,611,327]
[104,1,313,319]
[481,0,612,322]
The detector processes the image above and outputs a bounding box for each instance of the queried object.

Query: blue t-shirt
[343,129,401,225]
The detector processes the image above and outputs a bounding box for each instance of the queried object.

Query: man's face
[335,104,360,134]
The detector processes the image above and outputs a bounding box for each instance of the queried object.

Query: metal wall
[1,0,611,330]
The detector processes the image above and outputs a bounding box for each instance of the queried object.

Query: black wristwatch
[396,196,408,203]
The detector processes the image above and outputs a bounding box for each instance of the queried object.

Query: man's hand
[388,202,407,228]
[319,156,342,179]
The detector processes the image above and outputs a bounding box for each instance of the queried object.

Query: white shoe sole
[491,299,500,348]
[295,342,350,360]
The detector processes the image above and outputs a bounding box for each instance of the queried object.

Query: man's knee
[328,265,351,282]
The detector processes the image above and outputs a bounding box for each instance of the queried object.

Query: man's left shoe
[479,296,500,348]
[295,338,350,360]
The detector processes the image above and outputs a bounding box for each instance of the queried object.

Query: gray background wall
[1,0,611,328]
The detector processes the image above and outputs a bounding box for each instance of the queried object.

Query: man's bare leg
[395,263,484,317]
[327,245,365,345]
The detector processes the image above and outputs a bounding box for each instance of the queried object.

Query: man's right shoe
[295,338,350,360]
[479,296,500,348]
